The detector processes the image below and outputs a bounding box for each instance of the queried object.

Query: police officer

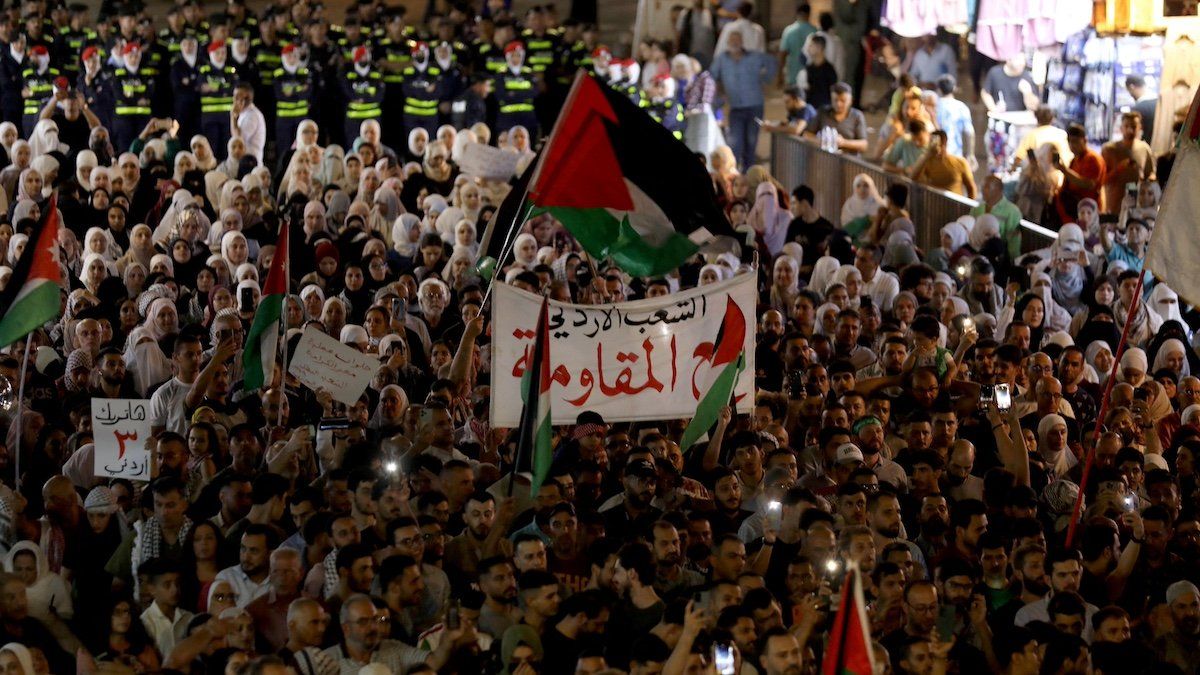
[401,41,443,138]
[340,45,383,147]
[272,44,312,150]
[377,9,412,151]
[170,36,202,142]
[55,4,97,79]
[110,42,155,153]
[21,45,59,136]
[493,41,538,137]
[644,73,685,140]
[78,45,113,131]
[198,40,237,153]
[432,41,466,127]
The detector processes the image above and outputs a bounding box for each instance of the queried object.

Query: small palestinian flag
[822,562,876,675]
[680,295,746,451]
[516,296,552,496]
[243,217,289,390]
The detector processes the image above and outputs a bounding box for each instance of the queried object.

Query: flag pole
[277,241,289,428]
[12,336,31,492]
[1065,267,1146,548]
[480,199,534,307]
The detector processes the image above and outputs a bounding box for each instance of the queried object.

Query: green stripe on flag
[243,293,283,390]
[680,351,745,452]
[540,206,700,277]
[0,281,59,348]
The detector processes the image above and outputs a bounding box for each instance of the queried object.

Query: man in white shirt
[713,2,765,56]
[855,245,900,312]
[214,525,275,608]
[150,334,204,436]
[139,557,194,657]
[231,81,265,163]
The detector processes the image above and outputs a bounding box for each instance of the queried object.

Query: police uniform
[340,62,384,147]
[493,65,537,135]
[20,59,60,137]
[170,52,202,141]
[377,34,412,149]
[198,52,237,153]
[110,62,155,153]
[401,59,444,137]
[272,62,313,149]
[54,25,97,78]
[646,97,686,140]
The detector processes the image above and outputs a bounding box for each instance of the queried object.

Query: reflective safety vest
[20,66,59,117]
[343,69,383,119]
[272,68,312,118]
[252,41,282,86]
[113,67,156,116]
[58,27,97,74]
[401,65,442,117]
[378,37,412,84]
[494,68,536,115]
[198,64,237,114]
[521,30,559,73]
[646,100,686,140]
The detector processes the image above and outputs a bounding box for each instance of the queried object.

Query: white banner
[92,399,152,480]
[458,142,521,180]
[491,274,756,426]
[289,327,380,406]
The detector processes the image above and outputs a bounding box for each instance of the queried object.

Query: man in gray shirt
[805,82,868,155]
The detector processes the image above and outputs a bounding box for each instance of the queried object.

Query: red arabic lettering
[115,430,138,460]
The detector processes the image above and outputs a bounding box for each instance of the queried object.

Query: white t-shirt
[150,377,192,435]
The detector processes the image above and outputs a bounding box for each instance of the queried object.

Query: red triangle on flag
[529,74,634,212]
[261,219,289,296]
[28,195,62,284]
[822,565,876,675]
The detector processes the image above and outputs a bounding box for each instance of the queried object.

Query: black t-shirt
[51,110,92,153]
[982,66,1037,111]
[787,215,834,266]
[805,61,839,109]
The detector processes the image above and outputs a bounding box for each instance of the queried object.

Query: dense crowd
[0,0,1189,675]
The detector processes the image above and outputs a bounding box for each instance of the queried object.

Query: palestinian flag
[823,562,876,675]
[242,218,289,390]
[479,154,537,268]
[1147,86,1200,305]
[0,194,63,348]
[516,296,552,496]
[680,295,746,451]
[522,72,734,277]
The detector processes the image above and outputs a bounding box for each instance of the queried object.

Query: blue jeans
[728,105,762,171]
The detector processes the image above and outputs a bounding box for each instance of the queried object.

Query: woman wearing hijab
[1049,247,1090,315]
[1113,274,1162,346]
[1151,338,1191,381]
[995,291,1048,350]
[0,139,30,203]
[840,173,884,240]
[925,220,969,273]
[400,141,456,213]
[1149,284,1185,327]
[809,256,840,296]
[1119,347,1148,386]
[3,540,72,621]
[768,255,800,313]
[371,186,404,248]
[747,181,789,256]
[124,325,173,397]
[0,122,15,169]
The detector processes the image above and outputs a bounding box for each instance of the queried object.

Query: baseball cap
[835,443,864,465]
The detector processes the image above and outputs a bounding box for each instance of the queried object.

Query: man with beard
[87,348,138,399]
[944,441,983,502]
[601,459,662,537]
[1174,518,1200,567]
[1015,549,1098,640]
[757,627,804,675]
[215,524,276,607]
[541,591,610,674]
[964,258,1006,318]
[914,493,950,566]
[1155,581,1200,670]
[934,499,988,569]
[833,310,877,370]
[324,593,466,672]
[445,491,513,589]
[546,504,589,592]
[870,488,927,575]
[882,580,940,667]
[992,544,1049,630]
[709,467,754,538]
[476,555,519,638]
[971,340,1000,386]
[1079,520,1126,607]
[609,542,666,669]
[651,520,703,596]
[387,517,449,633]
[855,416,908,492]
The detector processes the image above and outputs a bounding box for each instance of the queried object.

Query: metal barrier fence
[768,133,1058,254]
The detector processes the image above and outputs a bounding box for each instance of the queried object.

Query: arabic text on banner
[92,399,153,480]
[490,273,757,426]
[288,327,380,406]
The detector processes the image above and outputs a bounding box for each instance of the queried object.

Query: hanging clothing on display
[976,0,1029,62]
[1152,20,1200,156]
[1054,0,1094,44]
[882,0,939,38]
[937,0,972,34]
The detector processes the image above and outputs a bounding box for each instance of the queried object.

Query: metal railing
[768,133,1058,254]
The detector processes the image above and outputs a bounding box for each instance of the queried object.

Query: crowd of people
[0,0,1190,675]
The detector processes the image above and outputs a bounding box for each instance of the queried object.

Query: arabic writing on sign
[546,297,707,339]
[289,328,379,406]
[512,335,679,407]
[92,398,153,481]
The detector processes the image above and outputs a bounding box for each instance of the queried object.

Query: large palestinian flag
[519,73,734,277]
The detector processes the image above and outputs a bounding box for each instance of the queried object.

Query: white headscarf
[28,119,65,157]
[123,326,172,396]
[941,220,969,253]
[1152,338,1191,378]
[809,256,840,295]
[841,173,884,225]
[969,213,1001,250]
[513,233,538,268]
[392,214,422,257]
[75,150,98,191]
[1149,284,1184,325]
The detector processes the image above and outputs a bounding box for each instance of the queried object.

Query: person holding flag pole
[243,211,290,430]
[0,193,63,492]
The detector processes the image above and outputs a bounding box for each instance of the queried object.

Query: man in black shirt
[41,86,99,154]
[802,34,838,110]
[786,184,849,273]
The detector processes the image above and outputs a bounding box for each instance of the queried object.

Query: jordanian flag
[0,195,63,348]
[516,297,553,496]
[823,563,876,675]
[243,218,289,390]
[680,296,746,451]
[522,72,734,277]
